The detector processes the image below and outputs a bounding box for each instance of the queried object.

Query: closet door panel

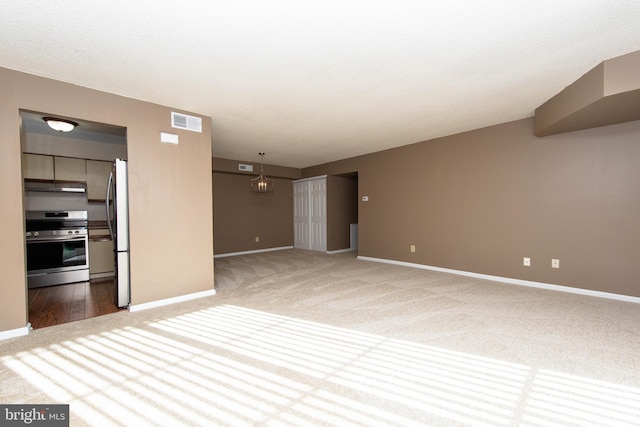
[309,178,327,251]
[293,181,310,250]
[293,177,326,252]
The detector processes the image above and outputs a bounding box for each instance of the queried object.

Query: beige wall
[304,118,640,297]
[212,159,358,255]
[212,157,298,255]
[0,67,214,333]
[213,157,301,180]
[213,171,294,255]
[535,50,640,137]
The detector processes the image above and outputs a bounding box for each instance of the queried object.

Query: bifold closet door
[293,177,326,252]
[308,178,326,251]
[293,181,310,249]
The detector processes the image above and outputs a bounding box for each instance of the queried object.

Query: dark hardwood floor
[28,278,123,329]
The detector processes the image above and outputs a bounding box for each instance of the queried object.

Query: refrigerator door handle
[106,170,114,240]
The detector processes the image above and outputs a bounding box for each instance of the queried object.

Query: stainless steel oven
[26,211,90,288]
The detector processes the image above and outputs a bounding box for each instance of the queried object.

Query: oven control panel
[26,229,88,239]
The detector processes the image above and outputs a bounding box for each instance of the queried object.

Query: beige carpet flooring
[1,249,639,426]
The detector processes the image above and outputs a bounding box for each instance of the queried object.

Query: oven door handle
[27,236,88,244]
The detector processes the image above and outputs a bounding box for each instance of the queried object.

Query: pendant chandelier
[250,152,274,193]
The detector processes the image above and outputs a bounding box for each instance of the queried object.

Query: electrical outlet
[255,236,260,243]
[523,257,531,267]
[410,245,416,253]
[552,259,559,269]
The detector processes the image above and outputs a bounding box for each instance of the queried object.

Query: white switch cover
[552,259,560,269]
[362,196,369,202]
[523,257,531,266]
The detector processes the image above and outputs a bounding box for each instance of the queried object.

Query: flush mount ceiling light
[43,117,78,132]
[250,152,274,193]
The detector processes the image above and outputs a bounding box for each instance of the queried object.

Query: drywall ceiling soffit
[20,111,127,145]
[213,157,302,179]
[534,50,640,136]
[2,1,640,167]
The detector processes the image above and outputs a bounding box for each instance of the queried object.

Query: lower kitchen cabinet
[89,229,114,278]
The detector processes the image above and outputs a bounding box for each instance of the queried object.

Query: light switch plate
[160,132,179,144]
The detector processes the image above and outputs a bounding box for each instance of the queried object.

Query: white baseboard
[326,248,357,254]
[214,246,294,259]
[129,289,216,313]
[358,256,640,304]
[0,324,31,341]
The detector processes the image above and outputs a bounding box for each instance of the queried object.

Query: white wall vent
[171,112,202,133]
[238,164,253,172]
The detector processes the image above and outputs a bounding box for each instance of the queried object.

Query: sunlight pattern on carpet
[3,304,639,426]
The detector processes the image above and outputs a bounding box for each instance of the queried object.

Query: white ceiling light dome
[43,117,78,132]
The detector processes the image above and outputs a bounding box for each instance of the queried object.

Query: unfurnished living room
[1,2,640,426]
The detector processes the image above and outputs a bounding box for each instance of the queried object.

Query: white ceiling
[2,1,640,168]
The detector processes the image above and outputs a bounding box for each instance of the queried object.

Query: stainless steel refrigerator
[106,158,130,308]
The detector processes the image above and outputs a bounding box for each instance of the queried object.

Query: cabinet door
[86,160,113,202]
[22,153,54,180]
[54,157,86,182]
[89,232,114,275]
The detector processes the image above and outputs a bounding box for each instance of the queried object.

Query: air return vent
[171,112,202,133]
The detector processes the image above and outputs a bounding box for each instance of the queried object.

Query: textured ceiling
[2,1,640,168]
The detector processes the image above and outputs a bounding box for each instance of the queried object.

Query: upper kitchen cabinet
[22,153,54,181]
[54,156,86,182]
[23,153,87,183]
[86,160,112,202]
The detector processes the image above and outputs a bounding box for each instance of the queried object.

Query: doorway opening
[293,172,359,253]
[334,172,359,254]
[20,110,128,329]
